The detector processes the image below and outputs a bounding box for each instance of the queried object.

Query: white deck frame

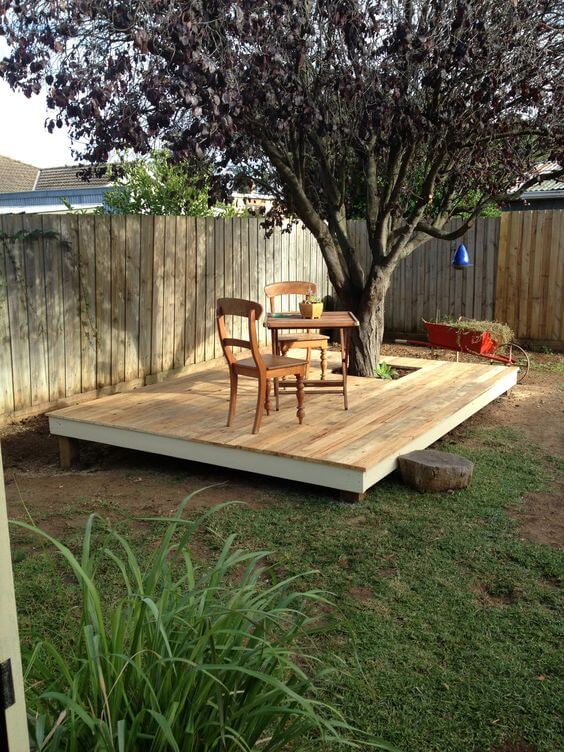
[49,415,366,492]
[48,364,518,495]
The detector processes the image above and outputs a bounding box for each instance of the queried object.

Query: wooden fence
[0,214,330,420]
[0,211,561,421]
[495,210,563,346]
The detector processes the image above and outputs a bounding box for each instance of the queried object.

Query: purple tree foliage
[1,0,562,374]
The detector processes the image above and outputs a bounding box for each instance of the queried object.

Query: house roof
[0,155,113,195]
[0,155,40,193]
[35,165,112,191]
[523,178,564,194]
[0,156,114,212]
[514,161,564,199]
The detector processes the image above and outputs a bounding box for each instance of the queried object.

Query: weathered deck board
[48,355,518,494]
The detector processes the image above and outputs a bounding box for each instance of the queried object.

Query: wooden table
[265,311,359,409]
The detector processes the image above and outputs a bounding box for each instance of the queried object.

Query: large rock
[398,449,473,492]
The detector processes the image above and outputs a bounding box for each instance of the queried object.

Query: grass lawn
[11,424,564,752]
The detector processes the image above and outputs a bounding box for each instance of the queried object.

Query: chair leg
[265,379,271,416]
[253,377,267,434]
[274,377,280,410]
[295,373,305,425]
[280,345,289,383]
[227,370,238,426]
[320,347,327,380]
[305,348,311,378]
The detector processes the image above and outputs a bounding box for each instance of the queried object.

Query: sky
[0,39,76,168]
[0,80,76,168]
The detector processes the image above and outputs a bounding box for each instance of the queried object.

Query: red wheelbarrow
[396,320,530,382]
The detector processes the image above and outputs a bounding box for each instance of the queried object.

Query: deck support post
[58,437,80,469]
[340,490,366,503]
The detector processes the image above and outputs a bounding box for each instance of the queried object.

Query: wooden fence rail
[0,211,561,421]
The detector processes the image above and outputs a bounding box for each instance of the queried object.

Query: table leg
[295,373,305,424]
[345,328,352,369]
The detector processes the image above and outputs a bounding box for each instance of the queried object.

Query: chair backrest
[264,281,317,313]
[216,297,264,369]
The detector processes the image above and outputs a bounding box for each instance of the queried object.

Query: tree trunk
[310,225,394,377]
[348,311,380,376]
[342,271,391,377]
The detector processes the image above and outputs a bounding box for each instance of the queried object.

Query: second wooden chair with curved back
[216,298,308,434]
[264,281,328,378]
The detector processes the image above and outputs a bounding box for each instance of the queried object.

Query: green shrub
[13,495,394,751]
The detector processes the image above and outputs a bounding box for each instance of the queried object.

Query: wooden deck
[48,355,518,498]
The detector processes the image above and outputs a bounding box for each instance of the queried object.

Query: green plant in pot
[299,289,324,319]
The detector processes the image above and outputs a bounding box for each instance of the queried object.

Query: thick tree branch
[379,140,403,215]
[416,165,564,242]
[387,144,448,261]
[308,133,342,208]
[327,206,366,289]
[415,218,475,240]
[365,144,379,227]
[258,136,351,293]
[383,144,415,217]
[308,133,365,289]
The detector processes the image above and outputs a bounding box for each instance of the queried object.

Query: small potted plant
[299,289,324,319]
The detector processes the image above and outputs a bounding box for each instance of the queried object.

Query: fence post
[0,444,29,751]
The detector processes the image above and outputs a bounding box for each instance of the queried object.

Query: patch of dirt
[471,582,520,608]
[347,586,374,602]
[391,366,419,379]
[333,363,420,380]
[508,490,564,550]
[378,566,396,578]
[383,344,564,550]
[1,415,58,472]
[491,741,537,752]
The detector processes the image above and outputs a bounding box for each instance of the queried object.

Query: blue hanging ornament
[452,243,472,269]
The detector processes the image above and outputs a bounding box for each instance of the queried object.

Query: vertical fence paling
[0,211,562,420]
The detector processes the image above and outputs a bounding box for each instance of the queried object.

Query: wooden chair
[216,298,307,434]
[264,281,328,378]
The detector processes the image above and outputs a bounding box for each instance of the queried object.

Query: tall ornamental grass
[13,493,395,751]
